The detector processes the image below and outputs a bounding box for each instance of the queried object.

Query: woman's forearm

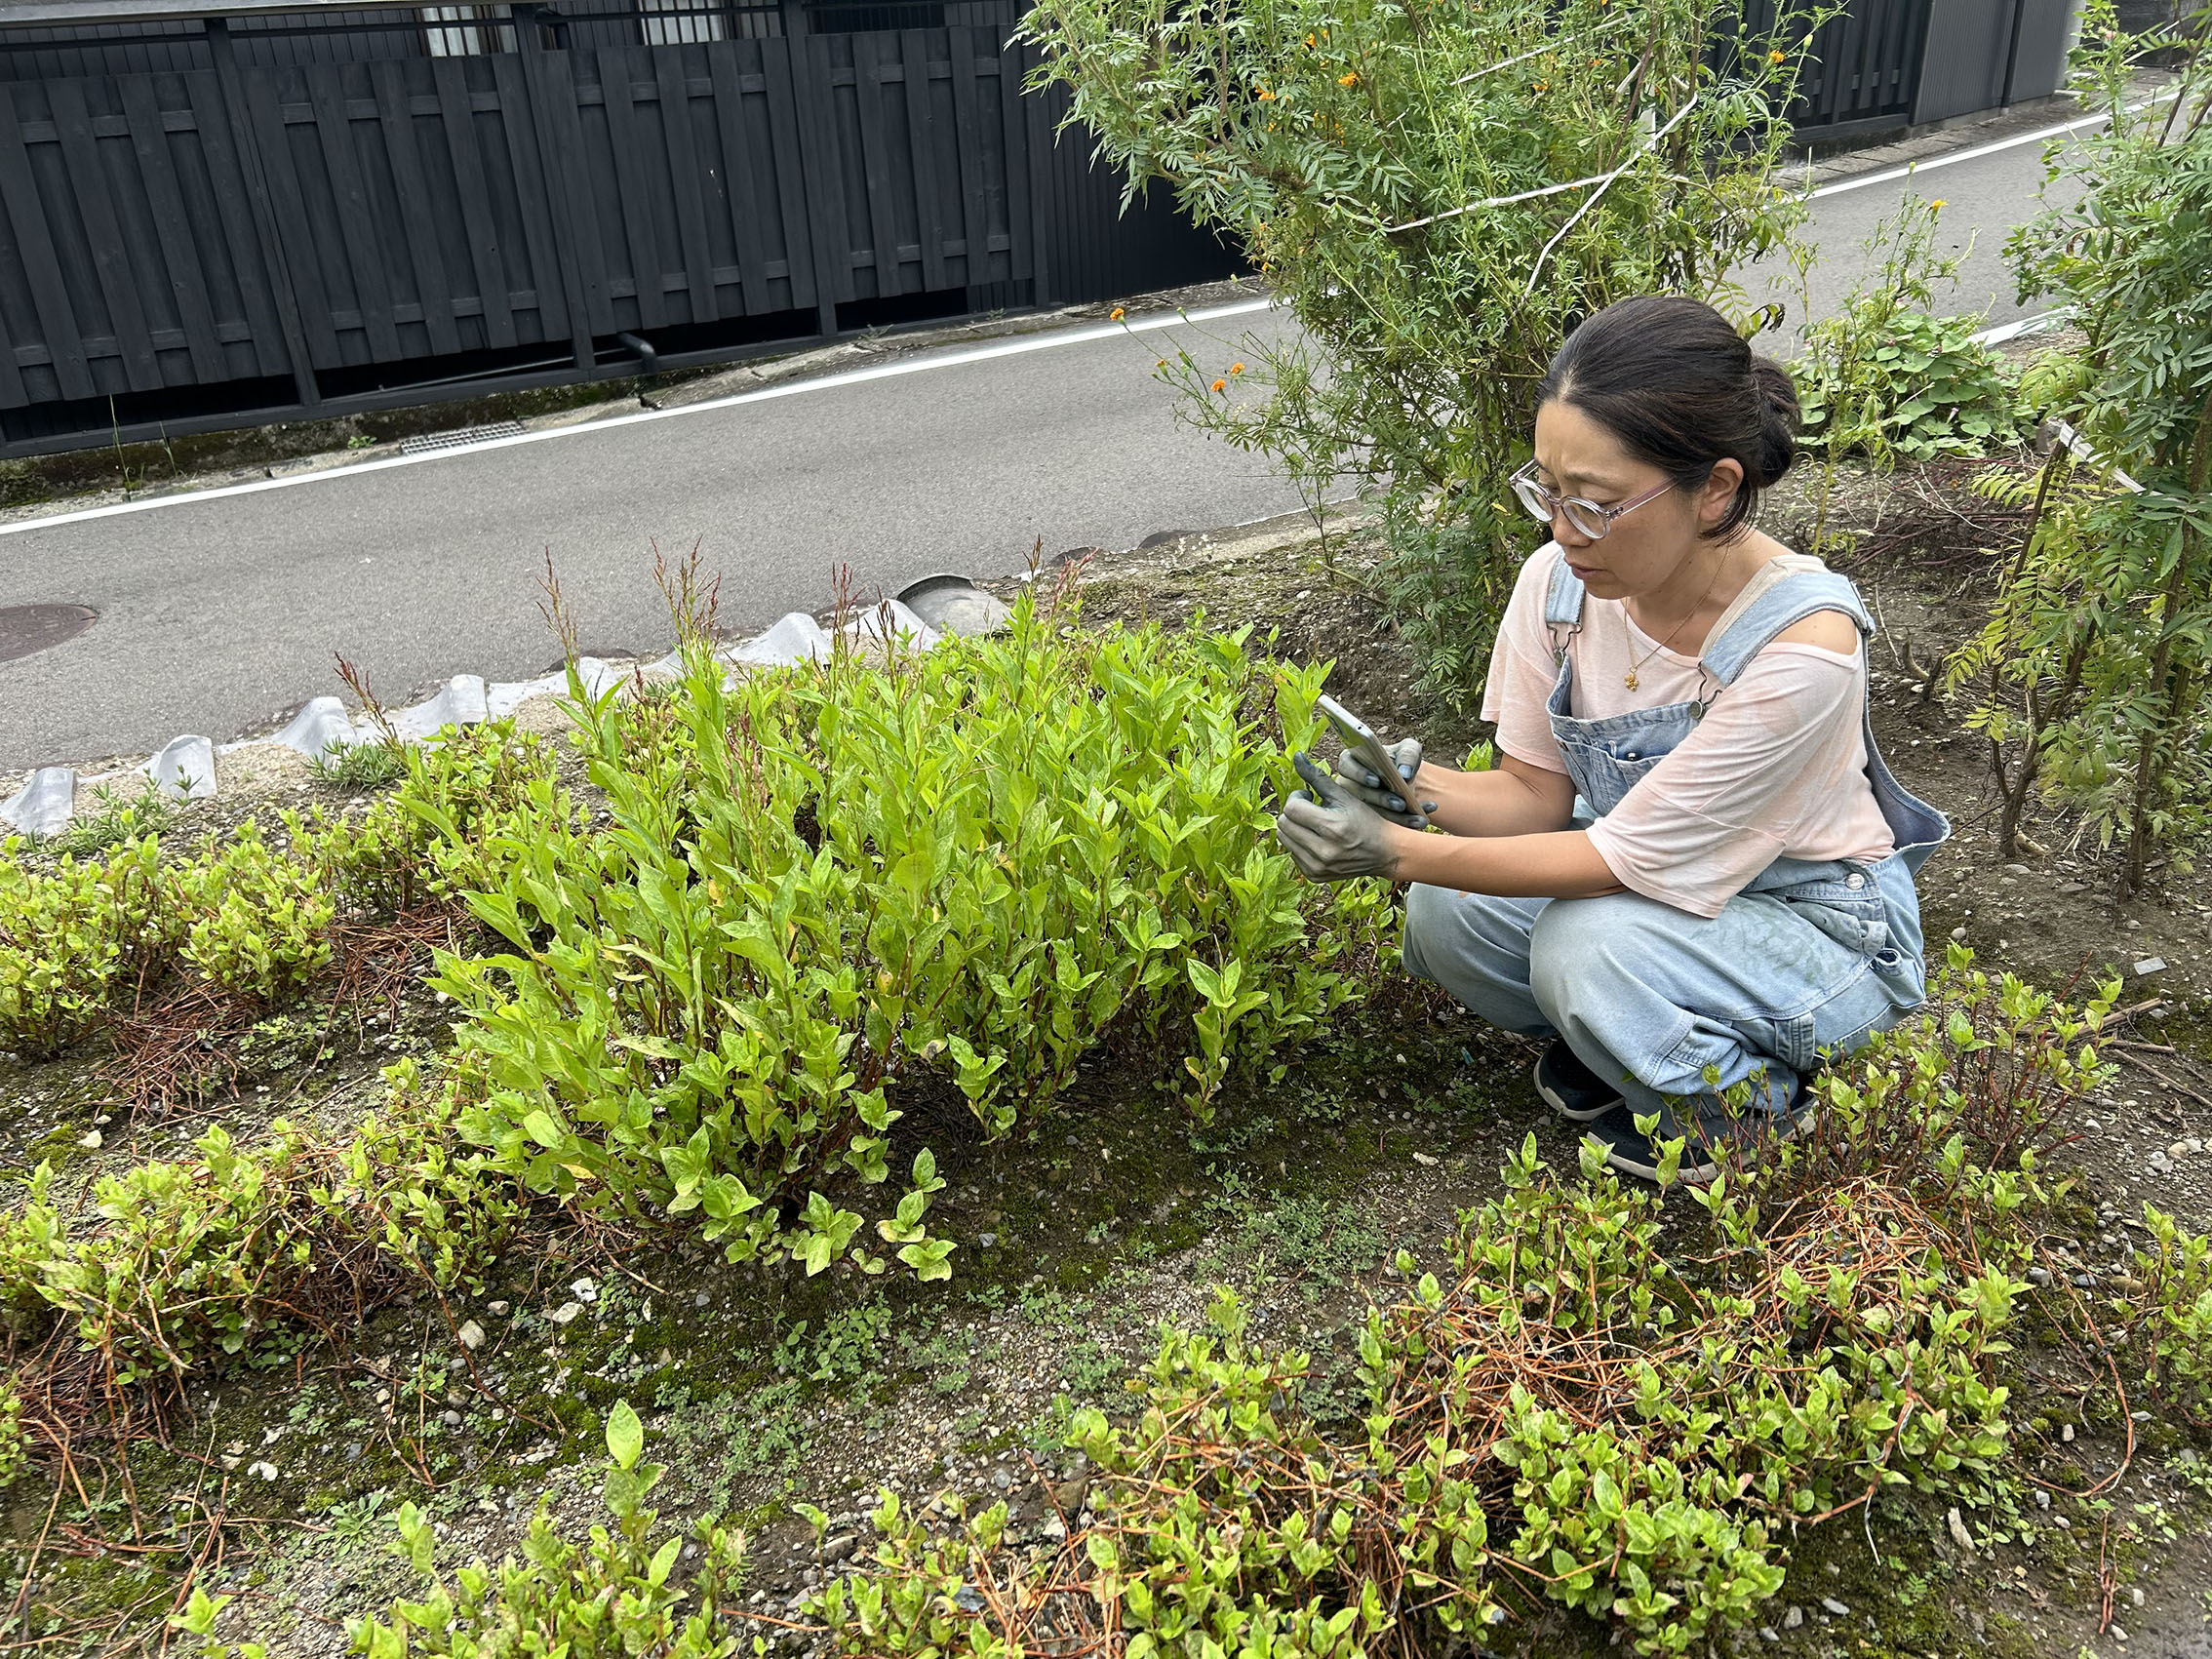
[1410,762,1577,839]
[1391,825,1627,899]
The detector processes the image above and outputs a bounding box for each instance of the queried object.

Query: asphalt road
[0,107,2107,771]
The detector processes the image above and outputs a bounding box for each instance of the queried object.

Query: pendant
[1624,671,1639,691]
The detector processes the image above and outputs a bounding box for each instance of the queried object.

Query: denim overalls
[1402,555,1953,1133]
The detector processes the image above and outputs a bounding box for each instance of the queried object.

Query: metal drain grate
[399,419,529,456]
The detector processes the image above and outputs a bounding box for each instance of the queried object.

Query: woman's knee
[1526,893,1663,1020]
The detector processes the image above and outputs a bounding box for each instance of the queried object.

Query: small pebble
[487,1300,511,1317]
[2169,1141,2191,1160]
[2112,1622,2129,1641]
[77,1128,100,1150]
[442,1409,462,1427]
[2131,1587,2145,1607]
[548,1301,583,1325]
[248,1460,278,1481]
[1947,1507,1974,1555]
[1783,1606,1803,1631]
[1820,1597,1849,1618]
[2083,1119,2102,1133]
[1758,1629,1780,1644]
[2061,1423,2075,1442]
[457,1321,486,1351]
[2058,881,2088,894]
[2034,1488,2051,1509]
[2133,957,2166,976]
[1950,926,1968,942]
[570,1277,598,1303]
[977,1233,998,1248]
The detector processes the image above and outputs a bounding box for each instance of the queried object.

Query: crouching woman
[1275,296,1950,1180]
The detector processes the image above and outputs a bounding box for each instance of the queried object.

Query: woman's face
[1529,398,1742,601]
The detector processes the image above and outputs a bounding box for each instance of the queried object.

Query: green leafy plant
[309,738,410,792]
[1949,4,2212,889]
[38,781,176,858]
[814,952,2113,1658]
[0,832,176,1058]
[431,592,1393,1276]
[1793,195,2027,473]
[1017,0,1815,700]
[177,820,336,1003]
[338,1401,750,1658]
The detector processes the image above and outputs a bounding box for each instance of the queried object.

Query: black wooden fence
[0,2,1237,454]
[0,0,2062,456]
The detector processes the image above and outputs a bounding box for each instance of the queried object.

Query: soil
[6,454,2212,1658]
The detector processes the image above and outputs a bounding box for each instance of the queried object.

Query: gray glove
[1333,737,1434,829]
[1276,752,1402,883]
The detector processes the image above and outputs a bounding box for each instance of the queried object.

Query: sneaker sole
[1600,1106,1819,1185]
[1531,1052,1622,1125]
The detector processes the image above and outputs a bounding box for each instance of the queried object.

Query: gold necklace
[1623,553,1726,692]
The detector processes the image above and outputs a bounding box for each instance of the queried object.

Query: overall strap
[1698,569,1874,691]
[1542,553,1587,662]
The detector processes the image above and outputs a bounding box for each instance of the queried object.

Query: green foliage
[1794,197,2026,465]
[0,833,175,1058]
[1951,7,2212,886]
[37,782,176,859]
[432,598,1392,1274]
[339,1402,750,1659]
[1017,0,1813,699]
[815,954,2116,1658]
[312,721,562,916]
[309,738,410,792]
[177,820,336,1003]
[2126,1204,2212,1418]
[0,1375,24,1488]
[0,1069,512,1384]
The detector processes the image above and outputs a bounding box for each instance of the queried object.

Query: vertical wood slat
[304,71,402,359]
[595,47,668,330]
[896,28,946,292]
[432,55,517,350]
[0,243,26,410]
[117,74,225,383]
[201,22,315,401]
[994,33,1031,286]
[241,66,342,368]
[945,27,989,290]
[47,77,163,390]
[652,48,718,324]
[0,81,95,400]
[759,35,820,319]
[185,70,288,378]
[368,59,461,357]
[505,28,594,363]
[787,33,849,331]
[848,34,902,296]
[705,43,769,314]
[1020,38,1053,304]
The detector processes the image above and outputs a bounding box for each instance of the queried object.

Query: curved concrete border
[0,578,1009,839]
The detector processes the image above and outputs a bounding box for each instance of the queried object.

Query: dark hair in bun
[1537,295,1799,542]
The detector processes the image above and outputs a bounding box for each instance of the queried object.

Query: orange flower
[1230,362,1245,375]
[1929,198,1948,210]
[1257,86,1275,99]
[1339,70,1359,86]
[1211,377,1228,392]
[1156,358,1166,368]
[1768,48,1787,62]
[1305,32,1316,47]
[1110,305,1126,320]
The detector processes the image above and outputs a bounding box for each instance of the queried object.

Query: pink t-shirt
[1480,542,1895,919]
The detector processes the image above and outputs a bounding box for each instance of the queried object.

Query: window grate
[399,420,530,455]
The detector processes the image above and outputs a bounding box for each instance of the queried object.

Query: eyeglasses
[1509,459,1673,540]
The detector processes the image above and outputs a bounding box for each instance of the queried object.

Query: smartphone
[1316,693,1426,826]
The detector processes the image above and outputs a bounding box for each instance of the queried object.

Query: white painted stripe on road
[1806,92,2177,199]
[0,296,1282,540]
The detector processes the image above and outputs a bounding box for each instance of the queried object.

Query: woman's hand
[1332,738,1436,829]
[1276,753,1403,882]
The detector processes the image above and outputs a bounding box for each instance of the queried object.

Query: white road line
[0,295,1282,539]
[1806,92,2175,199]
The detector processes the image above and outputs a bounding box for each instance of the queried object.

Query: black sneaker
[1583,1097,1817,1184]
[1532,1040,1624,1124]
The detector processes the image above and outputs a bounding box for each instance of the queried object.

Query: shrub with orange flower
[1210,377,1227,392]
[1110,306,1126,320]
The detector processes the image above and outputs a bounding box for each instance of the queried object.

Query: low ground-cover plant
[433,593,1395,1276]
[0,1064,511,1387]
[810,953,2177,1657]
[177,820,336,1003]
[175,1402,748,1659]
[0,832,174,1058]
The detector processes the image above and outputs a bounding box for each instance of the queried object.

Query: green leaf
[606,1400,644,1472]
